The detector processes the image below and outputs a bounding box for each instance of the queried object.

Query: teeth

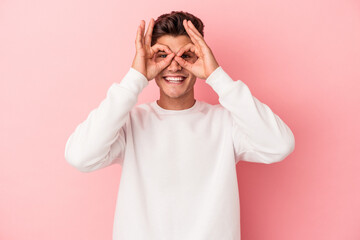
[165,77,185,81]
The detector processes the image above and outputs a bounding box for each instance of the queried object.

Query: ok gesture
[131,18,176,81]
[174,19,220,80]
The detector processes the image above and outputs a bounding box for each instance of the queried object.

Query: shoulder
[130,102,152,115]
[197,100,230,117]
[198,100,223,111]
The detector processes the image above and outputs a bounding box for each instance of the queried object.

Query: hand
[174,19,220,80]
[131,18,176,81]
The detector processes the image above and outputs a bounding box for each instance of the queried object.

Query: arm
[205,66,295,164]
[64,68,149,172]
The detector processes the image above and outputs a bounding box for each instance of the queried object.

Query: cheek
[154,77,163,87]
[189,74,197,81]
[187,57,198,64]
[187,76,197,86]
[154,56,164,63]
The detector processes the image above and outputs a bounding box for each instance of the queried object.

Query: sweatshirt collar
[152,99,200,114]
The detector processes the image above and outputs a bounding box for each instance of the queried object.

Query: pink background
[1,0,359,239]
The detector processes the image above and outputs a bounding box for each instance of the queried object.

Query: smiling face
[154,35,198,101]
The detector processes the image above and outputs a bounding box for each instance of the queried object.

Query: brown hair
[151,11,205,46]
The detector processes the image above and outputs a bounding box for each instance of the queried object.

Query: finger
[187,20,203,38]
[141,20,145,46]
[151,43,173,54]
[135,21,144,51]
[174,55,192,71]
[184,20,208,49]
[158,52,175,69]
[177,42,202,63]
[183,19,199,49]
[144,18,154,47]
[176,42,196,57]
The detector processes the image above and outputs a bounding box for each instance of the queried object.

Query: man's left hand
[174,19,220,80]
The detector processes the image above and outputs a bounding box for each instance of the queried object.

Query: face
[154,35,198,100]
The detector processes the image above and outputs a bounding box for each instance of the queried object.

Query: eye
[157,53,191,59]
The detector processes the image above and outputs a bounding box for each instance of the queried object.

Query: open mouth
[163,76,187,85]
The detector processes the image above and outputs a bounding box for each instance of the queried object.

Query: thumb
[158,52,175,69]
[174,56,191,71]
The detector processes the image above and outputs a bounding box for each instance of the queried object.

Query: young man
[65,11,295,240]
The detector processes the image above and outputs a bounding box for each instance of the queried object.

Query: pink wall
[1,0,359,239]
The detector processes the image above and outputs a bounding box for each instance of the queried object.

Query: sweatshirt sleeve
[64,67,149,172]
[205,66,295,164]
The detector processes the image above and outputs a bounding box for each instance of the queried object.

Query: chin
[163,91,185,99]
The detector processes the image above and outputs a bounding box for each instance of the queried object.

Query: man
[65,11,295,240]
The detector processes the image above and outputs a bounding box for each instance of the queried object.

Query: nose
[167,57,182,71]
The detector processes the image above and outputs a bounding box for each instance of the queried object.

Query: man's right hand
[131,18,175,81]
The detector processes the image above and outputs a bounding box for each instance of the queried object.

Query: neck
[157,92,196,110]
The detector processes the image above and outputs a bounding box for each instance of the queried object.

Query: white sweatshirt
[65,66,295,240]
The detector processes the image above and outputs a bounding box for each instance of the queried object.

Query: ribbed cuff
[118,67,149,95]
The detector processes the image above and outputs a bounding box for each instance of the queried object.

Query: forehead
[155,35,192,53]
